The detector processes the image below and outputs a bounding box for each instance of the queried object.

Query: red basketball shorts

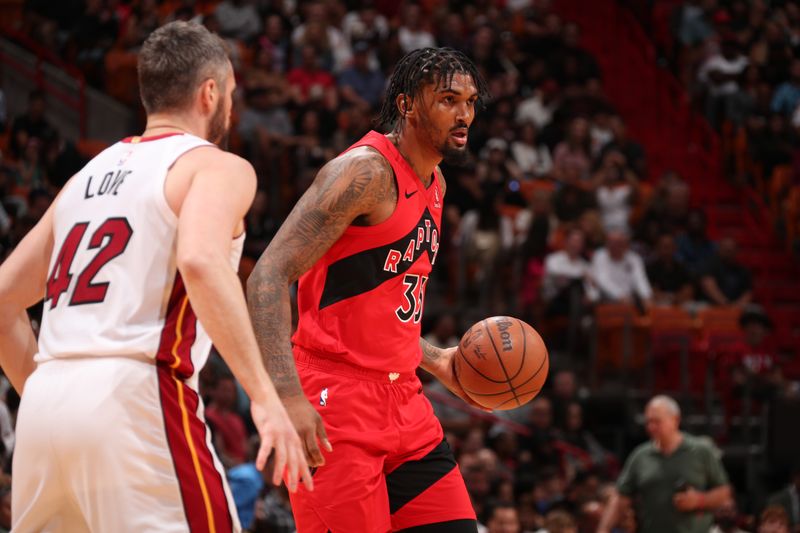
[289,348,476,532]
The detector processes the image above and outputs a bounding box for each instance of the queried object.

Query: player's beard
[440,139,470,166]
[208,99,230,149]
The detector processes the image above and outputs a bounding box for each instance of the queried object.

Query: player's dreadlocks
[377,47,490,131]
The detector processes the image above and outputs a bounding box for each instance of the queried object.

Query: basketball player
[247,48,490,532]
[0,22,311,532]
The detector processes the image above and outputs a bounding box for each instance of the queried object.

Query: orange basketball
[454,316,549,410]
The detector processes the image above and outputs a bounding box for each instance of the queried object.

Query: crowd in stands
[667,0,800,251]
[1,0,800,531]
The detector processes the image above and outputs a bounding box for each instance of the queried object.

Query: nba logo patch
[319,388,328,406]
[434,187,441,209]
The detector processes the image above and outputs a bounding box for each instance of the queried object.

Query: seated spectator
[767,465,800,529]
[542,229,595,316]
[559,402,612,476]
[214,0,261,41]
[480,502,521,533]
[646,234,694,307]
[338,41,386,111]
[253,485,295,533]
[541,509,578,533]
[553,117,592,183]
[700,237,752,307]
[397,3,436,53]
[291,1,351,73]
[593,148,638,233]
[771,59,800,117]
[204,375,248,466]
[758,506,791,533]
[591,229,653,308]
[606,115,646,178]
[237,83,294,154]
[286,45,337,108]
[515,79,559,130]
[577,500,604,533]
[676,209,716,277]
[9,90,54,160]
[512,122,553,178]
[711,501,750,533]
[342,1,389,47]
[532,468,567,516]
[637,176,690,248]
[723,305,784,409]
[243,190,277,259]
[522,397,560,467]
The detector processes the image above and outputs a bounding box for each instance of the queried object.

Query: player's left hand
[673,488,702,512]
[431,347,493,412]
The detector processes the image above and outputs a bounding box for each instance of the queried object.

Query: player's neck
[390,131,440,188]
[143,113,207,141]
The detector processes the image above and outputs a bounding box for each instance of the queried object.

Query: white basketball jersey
[38,132,244,379]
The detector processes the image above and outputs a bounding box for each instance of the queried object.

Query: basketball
[454,316,549,410]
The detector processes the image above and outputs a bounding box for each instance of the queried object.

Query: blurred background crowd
[1,0,800,532]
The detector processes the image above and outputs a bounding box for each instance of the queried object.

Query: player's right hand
[250,400,314,493]
[283,394,333,468]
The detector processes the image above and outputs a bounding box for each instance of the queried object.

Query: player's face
[208,65,236,147]
[416,72,478,163]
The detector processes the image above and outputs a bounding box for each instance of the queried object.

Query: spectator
[252,485,295,533]
[559,401,612,475]
[676,209,716,277]
[243,189,277,260]
[606,115,646,178]
[214,0,261,41]
[293,2,351,73]
[646,234,694,307]
[516,80,560,130]
[711,501,750,533]
[9,90,54,160]
[552,117,592,183]
[523,397,560,467]
[341,2,389,47]
[480,502,521,533]
[540,509,578,533]
[700,236,753,307]
[512,122,553,178]
[542,229,594,317]
[338,41,386,110]
[598,395,732,533]
[591,229,653,308]
[758,506,791,533]
[204,375,248,466]
[397,3,436,53]
[593,148,638,233]
[698,37,749,128]
[771,59,800,117]
[576,500,604,533]
[767,465,800,529]
[286,44,338,108]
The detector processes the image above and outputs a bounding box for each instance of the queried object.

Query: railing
[0,24,87,137]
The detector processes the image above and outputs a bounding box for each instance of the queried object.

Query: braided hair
[377,47,490,131]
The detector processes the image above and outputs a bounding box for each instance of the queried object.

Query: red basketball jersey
[292,131,444,373]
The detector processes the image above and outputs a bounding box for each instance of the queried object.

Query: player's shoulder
[320,145,393,186]
[176,145,256,181]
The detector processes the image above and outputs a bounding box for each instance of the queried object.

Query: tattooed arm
[247,147,395,465]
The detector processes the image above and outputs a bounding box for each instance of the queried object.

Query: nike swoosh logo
[404,189,417,199]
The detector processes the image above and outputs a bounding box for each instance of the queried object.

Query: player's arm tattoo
[247,149,395,398]
[419,337,446,374]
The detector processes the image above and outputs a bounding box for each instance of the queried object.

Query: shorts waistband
[294,347,418,384]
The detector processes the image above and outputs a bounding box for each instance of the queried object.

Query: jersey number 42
[45,218,133,309]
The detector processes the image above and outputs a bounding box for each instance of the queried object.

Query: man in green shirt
[598,395,732,533]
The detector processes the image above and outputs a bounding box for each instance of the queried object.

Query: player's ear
[396,94,415,119]
[198,77,217,114]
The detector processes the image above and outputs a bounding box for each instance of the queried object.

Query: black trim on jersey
[386,439,456,514]
[318,209,438,310]
[395,520,478,532]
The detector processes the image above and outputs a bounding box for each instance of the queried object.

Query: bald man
[598,395,732,533]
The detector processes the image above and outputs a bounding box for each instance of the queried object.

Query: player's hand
[672,487,702,512]
[250,399,314,493]
[431,347,493,412]
[283,394,333,468]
